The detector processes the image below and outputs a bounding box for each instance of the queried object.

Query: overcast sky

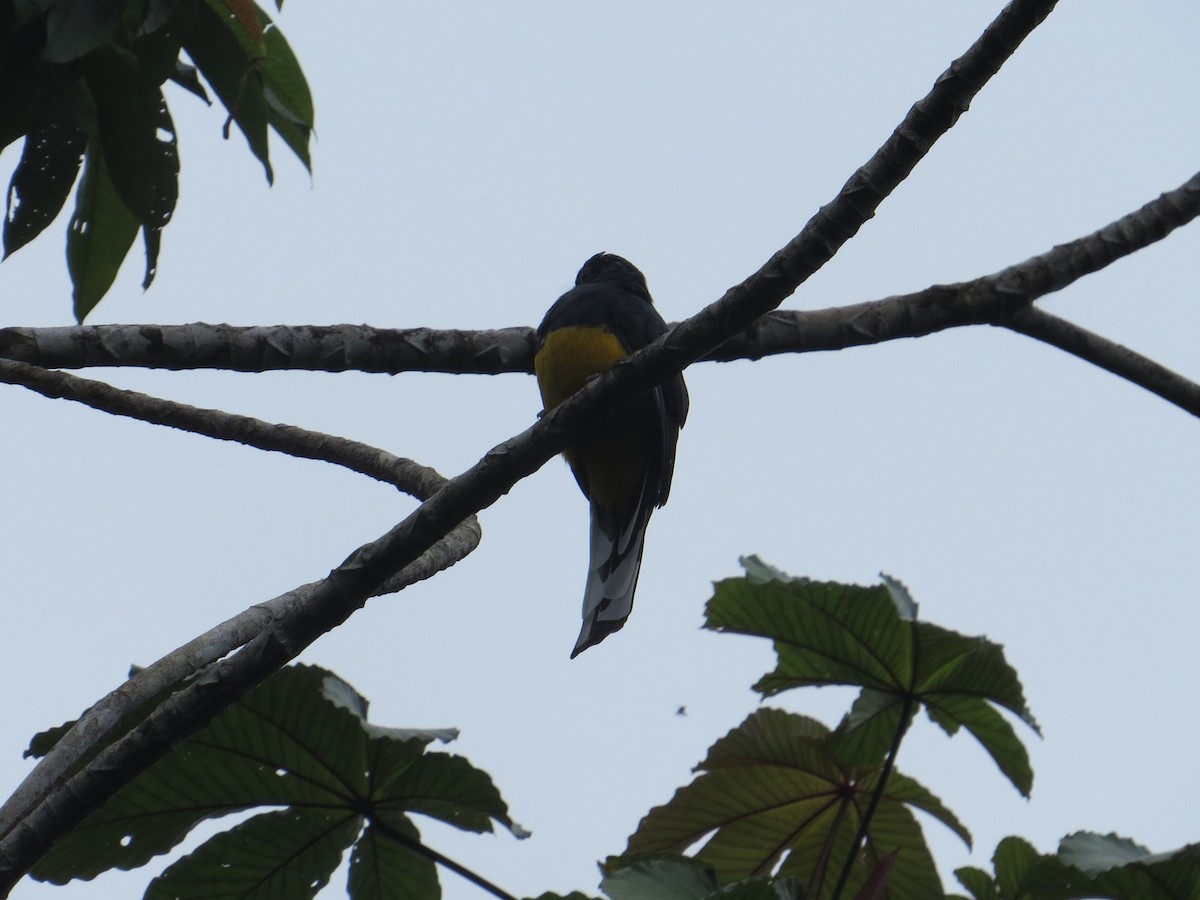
[3,2,1200,898]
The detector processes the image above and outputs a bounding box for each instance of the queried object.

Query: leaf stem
[830,684,918,897]
[370,816,519,900]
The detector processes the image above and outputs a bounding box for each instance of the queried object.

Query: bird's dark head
[576,253,652,301]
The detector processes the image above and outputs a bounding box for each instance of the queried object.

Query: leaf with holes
[3,84,90,258]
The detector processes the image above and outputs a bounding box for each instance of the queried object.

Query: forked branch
[0,0,1059,890]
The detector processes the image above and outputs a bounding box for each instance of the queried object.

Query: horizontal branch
[0,323,536,374]
[5,167,1197,385]
[0,0,1056,888]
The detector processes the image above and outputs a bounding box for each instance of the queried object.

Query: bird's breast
[534,326,629,410]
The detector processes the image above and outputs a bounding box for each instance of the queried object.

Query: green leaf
[146,809,362,900]
[705,561,1039,796]
[348,813,440,900]
[375,750,519,835]
[260,16,312,171]
[620,708,964,900]
[923,694,1033,798]
[67,141,139,322]
[182,0,314,180]
[1057,832,1157,877]
[708,577,912,696]
[601,855,806,900]
[3,83,90,258]
[970,833,1200,900]
[30,665,521,897]
[1049,832,1200,900]
[42,0,125,63]
[718,880,806,900]
[950,866,996,900]
[81,45,179,294]
[143,0,189,34]
[83,46,179,226]
[602,855,719,900]
[853,849,898,900]
[825,689,908,767]
[168,59,210,101]
[183,0,273,181]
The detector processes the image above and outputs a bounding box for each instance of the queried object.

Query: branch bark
[0,360,480,879]
[4,167,1197,422]
[1003,306,1200,416]
[0,0,1059,890]
[0,323,535,374]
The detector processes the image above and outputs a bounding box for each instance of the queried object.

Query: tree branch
[1002,306,1200,416]
[0,0,1056,889]
[0,323,535,374]
[0,358,453,491]
[9,161,1198,414]
[0,359,480,873]
[709,170,1200,362]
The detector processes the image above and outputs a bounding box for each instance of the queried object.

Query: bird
[534,253,688,657]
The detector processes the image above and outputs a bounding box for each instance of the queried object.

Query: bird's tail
[570,504,647,658]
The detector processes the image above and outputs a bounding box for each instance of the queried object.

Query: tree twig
[0,0,1057,888]
[1002,306,1200,416]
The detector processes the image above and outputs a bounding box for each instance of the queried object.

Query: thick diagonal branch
[0,359,480,869]
[0,0,1057,889]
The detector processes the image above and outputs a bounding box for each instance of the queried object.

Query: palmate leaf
[954,833,1200,900]
[619,708,968,900]
[29,665,522,899]
[706,558,1039,796]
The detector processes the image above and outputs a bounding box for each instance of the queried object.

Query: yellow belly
[535,326,649,513]
[535,326,628,409]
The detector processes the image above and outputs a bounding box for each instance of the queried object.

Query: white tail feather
[571,507,647,657]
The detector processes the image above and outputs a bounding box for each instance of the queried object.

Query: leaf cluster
[20,559,1197,899]
[953,833,1200,900]
[28,664,522,899]
[1,0,312,320]
[604,558,1037,900]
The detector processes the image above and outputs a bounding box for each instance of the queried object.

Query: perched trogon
[534,253,688,657]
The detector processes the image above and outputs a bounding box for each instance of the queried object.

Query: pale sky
[3,3,1199,898]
